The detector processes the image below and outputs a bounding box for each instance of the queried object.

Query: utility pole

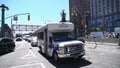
[0,4,9,37]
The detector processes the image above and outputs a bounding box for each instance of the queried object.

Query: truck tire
[53,52,59,62]
[79,54,84,58]
[39,46,43,54]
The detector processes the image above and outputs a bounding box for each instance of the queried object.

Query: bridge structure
[12,24,41,36]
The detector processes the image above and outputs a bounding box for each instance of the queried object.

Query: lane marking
[21,49,36,59]
[98,53,105,55]
[9,63,46,68]
[40,63,46,68]
[16,44,24,50]
[15,41,28,50]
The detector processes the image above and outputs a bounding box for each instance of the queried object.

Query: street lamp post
[0,4,9,37]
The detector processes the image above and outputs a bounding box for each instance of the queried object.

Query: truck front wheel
[39,46,43,54]
[53,52,60,62]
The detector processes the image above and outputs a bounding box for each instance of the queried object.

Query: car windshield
[53,32,75,42]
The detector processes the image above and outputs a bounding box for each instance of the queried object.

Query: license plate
[73,55,79,59]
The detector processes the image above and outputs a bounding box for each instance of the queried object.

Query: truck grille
[64,44,83,55]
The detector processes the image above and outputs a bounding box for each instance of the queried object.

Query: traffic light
[81,19,84,25]
[28,15,30,21]
[14,16,18,21]
[71,7,76,16]
[102,20,107,25]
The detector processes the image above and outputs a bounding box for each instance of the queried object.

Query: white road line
[9,63,46,68]
[98,53,105,55]
[40,63,46,68]
[21,49,36,59]
[15,41,28,50]
[16,44,24,50]
[29,49,36,58]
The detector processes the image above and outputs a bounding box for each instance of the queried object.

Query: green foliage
[96,27,101,31]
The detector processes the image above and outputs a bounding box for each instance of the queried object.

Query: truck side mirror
[79,39,85,43]
[49,37,53,48]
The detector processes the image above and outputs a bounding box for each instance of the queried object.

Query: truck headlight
[58,47,64,54]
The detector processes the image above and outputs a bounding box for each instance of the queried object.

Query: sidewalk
[85,41,118,46]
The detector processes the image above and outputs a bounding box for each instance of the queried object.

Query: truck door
[47,36,53,56]
[44,29,48,54]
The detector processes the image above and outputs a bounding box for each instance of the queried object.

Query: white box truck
[37,22,85,61]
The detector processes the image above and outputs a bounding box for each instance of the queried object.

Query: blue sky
[0,0,69,27]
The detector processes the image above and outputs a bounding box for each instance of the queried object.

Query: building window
[105,17,109,21]
[117,21,120,27]
[119,14,120,19]
[114,15,118,20]
[109,16,112,21]
[93,20,96,24]
[108,23,112,27]
[97,18,101,23]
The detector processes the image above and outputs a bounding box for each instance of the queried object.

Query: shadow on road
[38,51,92,68]
[52,58,92,68]
[0,51,14,57]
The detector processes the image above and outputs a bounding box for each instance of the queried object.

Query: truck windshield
[53,32,75,42]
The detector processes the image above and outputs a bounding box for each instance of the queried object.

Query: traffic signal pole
[4,13,30,20]
[0,13,30,31]
[0,4,30,38]
[6,13,30,37]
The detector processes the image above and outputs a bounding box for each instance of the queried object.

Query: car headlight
[58,47,64,54]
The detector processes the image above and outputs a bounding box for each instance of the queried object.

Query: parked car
[0,37,15,53]
[16,37,22,41]
[23,36,32,42]
[26,37,32,42]
[31,37,37,47]
[23,35,31,41]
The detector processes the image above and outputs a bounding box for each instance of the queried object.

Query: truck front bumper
[58,51,85,59]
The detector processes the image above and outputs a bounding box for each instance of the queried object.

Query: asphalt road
[0,40,120,68]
